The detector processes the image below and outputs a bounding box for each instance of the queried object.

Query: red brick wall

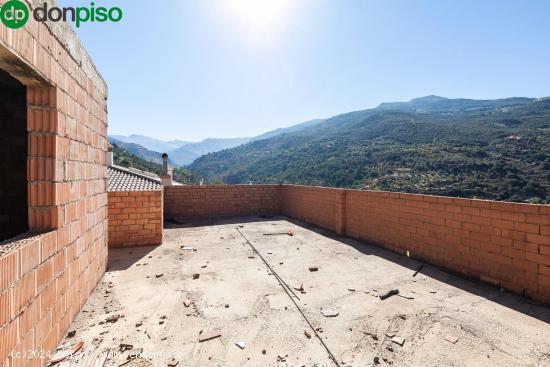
[278,186,550,304]
[0,2,108,366]
[108,191,163,247]
[280,185,345,233]
[344,190,550,303]
[164,185,280,220]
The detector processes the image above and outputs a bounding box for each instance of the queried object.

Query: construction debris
[119,343,134,351]
[50,341,84,364]
[120,358,152,367]
[293,283,306,294]
[235,341,246,349]
[167,360,179,367]
[192,273,200,279]
[180,246,196,251]
[135,322,143,327]
[105,314,122,323]
[304,330,311,339]
[67,330,76,338]
[199,329,222,342]
[308,266,319,272]
[263,230,293,236]
[398,293,415,300]
[379,289,399,300]
[444,335,460,344]
[413,265,424,277]
[321,308,339,317]
[391,336,406,346]
[155,273,164,278]
[183,299,191,307]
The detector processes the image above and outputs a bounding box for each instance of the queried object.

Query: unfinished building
[1,1,549,366]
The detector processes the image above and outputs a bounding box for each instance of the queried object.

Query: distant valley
[109,119,326,166]
[109,135,251,166]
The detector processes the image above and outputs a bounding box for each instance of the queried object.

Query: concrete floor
[56,216,550,367]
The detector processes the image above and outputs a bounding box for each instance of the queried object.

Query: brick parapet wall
[165,185,550,304]
[280,185,344,233]
[0,1,108,365]
[108,191,163,248]
[164,185,281,220]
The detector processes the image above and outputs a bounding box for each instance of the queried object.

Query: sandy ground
[55,216,550,367]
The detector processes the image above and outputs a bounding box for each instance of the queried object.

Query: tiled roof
[108,165,161,191]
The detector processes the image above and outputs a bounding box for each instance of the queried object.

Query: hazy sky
[62,0,550,141]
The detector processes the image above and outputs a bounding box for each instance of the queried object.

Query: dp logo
[0,0,29,29]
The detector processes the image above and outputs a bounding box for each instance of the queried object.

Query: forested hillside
[190,96,550,203]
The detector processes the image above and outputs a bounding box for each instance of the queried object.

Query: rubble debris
[50,341,84,364]
[248,256,256,259]
[201,264,207,268]
[135,322,143,327]
[304,330,311,339]
[167,360,179,367]
[67,330,76,338]
[308,266,319,272]
[398,293,415,300]
[119,343,134,351]
[413,265,424,277]
[379,289,399,300]
[348,288,356,292]
[120,358,152,367]
[444,335,459,344]
[199,329,222,342]
[373,356,380,365]
[391,336,405,346]
[193,273,200,279]
[262,350,266,355]
[263,230,293,236]
[277,354,287,362]
[429,290,438,294]
[184,299,191,307]
[180,246,196,251]
[236,341,246,349]
[105,314,122,323]
[225,304,230,308]
[293,283,306,294]
[315,327,323,333]
[155,273,164,278]
[159,320,164,325]
[279,262,284,265]
[321,308,339,317]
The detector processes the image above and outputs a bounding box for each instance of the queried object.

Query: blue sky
[61,0,550,141]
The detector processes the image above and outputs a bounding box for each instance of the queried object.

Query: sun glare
[224,0,292,34]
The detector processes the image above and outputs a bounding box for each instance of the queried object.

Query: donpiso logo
[0,0,29,29]
[0,0,122,29]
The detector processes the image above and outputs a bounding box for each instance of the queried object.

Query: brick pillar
[335,190,347,235]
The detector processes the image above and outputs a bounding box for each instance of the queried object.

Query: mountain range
[109,135,251,166]
[109,119,327,166]
[189,96,550,203]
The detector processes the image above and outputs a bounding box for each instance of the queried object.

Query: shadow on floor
[284,217,550,324]
[107,244,159,272]
[164,214,284,229]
